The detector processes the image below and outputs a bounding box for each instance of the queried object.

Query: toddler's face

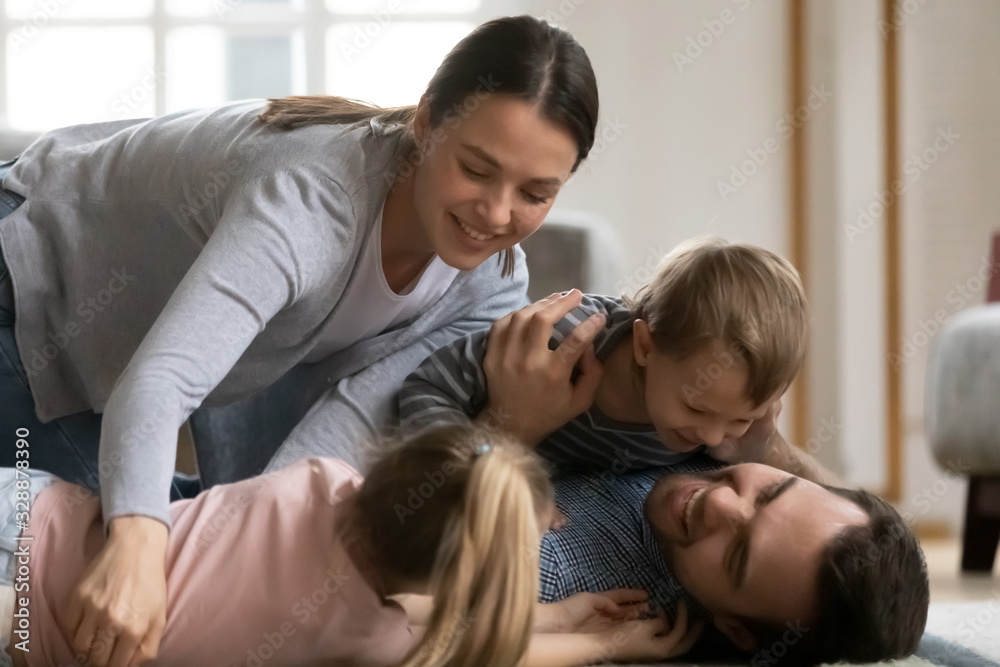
[633,335,772,454]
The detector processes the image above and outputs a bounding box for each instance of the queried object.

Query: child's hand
[535,589,650,634]
[709,398,782,464]
[478,290,606,446]
[598,602,705,663]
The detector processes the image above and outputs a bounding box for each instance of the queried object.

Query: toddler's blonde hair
[624,236,808,406]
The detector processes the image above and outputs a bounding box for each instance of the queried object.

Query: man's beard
[644,468,729,570]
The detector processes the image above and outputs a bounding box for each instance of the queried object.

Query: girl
[1,426,694,667]
[0,14,598,665]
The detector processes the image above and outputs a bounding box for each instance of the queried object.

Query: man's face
[644,463,869,649]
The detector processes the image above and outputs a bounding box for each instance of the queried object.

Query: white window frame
[0,0,522,129]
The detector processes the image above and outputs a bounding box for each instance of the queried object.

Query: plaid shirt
[539,455,724,618]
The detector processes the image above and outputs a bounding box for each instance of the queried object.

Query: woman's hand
[476,290,605,446]
[599,602,704,663]
[535,589,650,634]
[67,516,169,667]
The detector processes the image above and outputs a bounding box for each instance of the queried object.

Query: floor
[922,537,1000,602]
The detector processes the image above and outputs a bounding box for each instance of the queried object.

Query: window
[1,0,506,132]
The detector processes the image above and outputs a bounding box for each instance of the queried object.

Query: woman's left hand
[476,290,606,446]
[535,589,650,634]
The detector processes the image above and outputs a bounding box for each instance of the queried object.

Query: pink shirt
[13,458,414,666]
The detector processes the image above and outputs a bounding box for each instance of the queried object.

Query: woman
[0,15,598,667]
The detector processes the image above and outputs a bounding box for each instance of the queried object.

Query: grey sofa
[926,234,1000,572]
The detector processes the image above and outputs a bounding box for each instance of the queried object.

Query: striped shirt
[399,294,704,473]
[538,454,724,619]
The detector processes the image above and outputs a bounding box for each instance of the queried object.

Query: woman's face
[409,93,579,271]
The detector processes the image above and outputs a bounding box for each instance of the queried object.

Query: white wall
[897,0,1000,527]
[521,0,791,281]
[804,0,888,486]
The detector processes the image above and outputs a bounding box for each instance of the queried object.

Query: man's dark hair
[746,486,929,665]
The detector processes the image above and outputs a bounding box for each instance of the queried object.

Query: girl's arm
[395,589,649,634]
[524,604,704,666]
[534,590,649,634]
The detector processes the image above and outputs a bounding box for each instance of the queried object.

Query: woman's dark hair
[259,15,599,277]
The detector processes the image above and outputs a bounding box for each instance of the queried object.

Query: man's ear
[633,319,653,366]
[713,614,759,653]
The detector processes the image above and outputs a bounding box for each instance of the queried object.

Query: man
[539,456,929,665]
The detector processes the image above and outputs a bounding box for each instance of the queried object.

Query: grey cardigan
[0,100,528,527]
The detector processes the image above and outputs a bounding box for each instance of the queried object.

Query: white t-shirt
[303,211,459,362]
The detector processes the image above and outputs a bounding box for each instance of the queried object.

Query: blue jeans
[0,160,197,499]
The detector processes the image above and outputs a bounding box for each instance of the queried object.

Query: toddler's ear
[632,319,653,366]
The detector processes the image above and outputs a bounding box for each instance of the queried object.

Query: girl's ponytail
[400,445,547,667]
[355,425,551,667]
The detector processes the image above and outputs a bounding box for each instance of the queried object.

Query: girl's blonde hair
[353,425,553,667]
[623,236,809,406]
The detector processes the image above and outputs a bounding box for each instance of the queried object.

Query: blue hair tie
[475,442,492,456]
